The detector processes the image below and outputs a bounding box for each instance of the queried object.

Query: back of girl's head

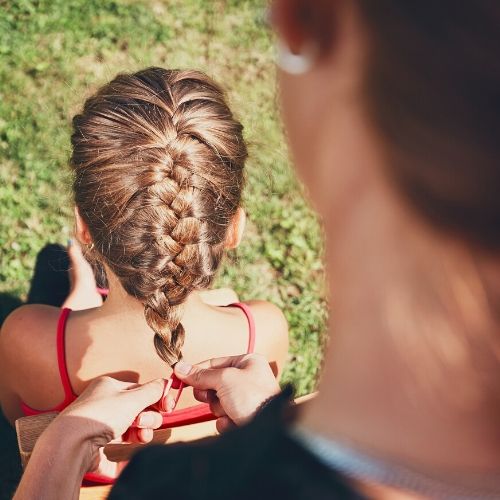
[70,67,247,365]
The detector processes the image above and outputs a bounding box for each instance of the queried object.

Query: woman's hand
[15,357,279,500]
[55,376,165,477]
[59,376,165,447]
[14,376,166,500]
[174,353,280,432]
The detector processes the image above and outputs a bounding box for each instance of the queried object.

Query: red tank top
[21,302,256,414]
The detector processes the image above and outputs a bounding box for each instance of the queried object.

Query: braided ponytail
[70,68,247,365]
[146,286,186,365]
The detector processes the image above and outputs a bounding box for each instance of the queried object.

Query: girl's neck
[96,270,206,326]
[300,182,500,475]
[98,271,144,315]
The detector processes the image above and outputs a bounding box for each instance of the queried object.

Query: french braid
[70,68,247,365]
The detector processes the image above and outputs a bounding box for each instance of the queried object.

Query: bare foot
[62,240,103,311]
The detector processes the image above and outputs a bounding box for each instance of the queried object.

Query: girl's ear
[74,206,92,245]
[225,207,246,250]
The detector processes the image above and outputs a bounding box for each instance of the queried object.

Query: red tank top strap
[228,302,256,353]
[56,308,77,404]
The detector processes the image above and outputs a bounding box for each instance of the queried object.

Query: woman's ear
[271,0,338,55]
[272,0,310,55]
[74,206,92,246]
[225,207,246,250]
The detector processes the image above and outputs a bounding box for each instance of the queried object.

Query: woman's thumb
[174,360,225,391]
[126,378,165,410]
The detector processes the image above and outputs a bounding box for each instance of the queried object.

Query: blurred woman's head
[70,67,247,365]
[272,2,500,476]
[272,0,500,249]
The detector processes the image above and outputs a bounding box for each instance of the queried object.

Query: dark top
[109,389,365,500]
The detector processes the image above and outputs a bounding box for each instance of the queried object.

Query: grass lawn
[0,1,327,496]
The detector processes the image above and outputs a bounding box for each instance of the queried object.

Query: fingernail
[175,361,192,376]
[138,414,154,428]
[160,396,171,413]
[167,397,176,413]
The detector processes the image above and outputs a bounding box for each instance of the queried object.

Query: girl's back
[1,293,287,416]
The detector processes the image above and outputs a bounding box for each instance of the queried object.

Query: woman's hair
[70,67,247,365]
[352,1,500,248]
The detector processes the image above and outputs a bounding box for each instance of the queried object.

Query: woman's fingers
[124,411,162,443]
[137,428,154,443]
[193,388,221,405]
[174,354,280,426]
[134,411,163,429]
[193,388,209,403]
[193,389,227,418]
[159,394,176,413]
[206,391,226,417]
[204,354,250,370]
[173,357,246,391]
[216,416,235,433]
[121,378,166,413]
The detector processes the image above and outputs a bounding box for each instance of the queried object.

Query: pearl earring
[276,39,316,75]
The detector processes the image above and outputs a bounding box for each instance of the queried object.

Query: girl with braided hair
[0,68,288,444]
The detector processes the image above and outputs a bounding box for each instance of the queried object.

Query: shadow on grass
[0,293,23,328]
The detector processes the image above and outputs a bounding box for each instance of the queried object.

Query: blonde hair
[71,67,247,365]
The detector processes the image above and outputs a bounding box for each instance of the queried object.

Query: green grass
[0,1,327,495]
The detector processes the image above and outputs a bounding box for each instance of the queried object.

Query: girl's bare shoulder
[240,300,289,371]
[243,300,288,335]
[0,304,60,376]
[1,303,60,339]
